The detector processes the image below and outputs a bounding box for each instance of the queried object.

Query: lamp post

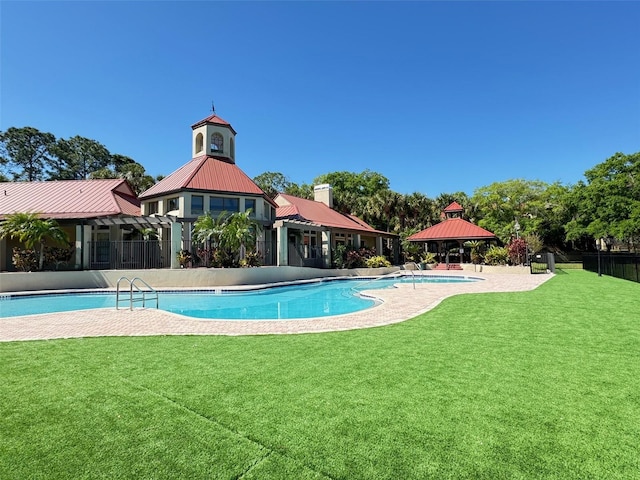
[514,219,521,264]
[596,238,602,277]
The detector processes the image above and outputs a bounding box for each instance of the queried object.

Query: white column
[170,222,182,269]
[322,230,332,268]
[75,224,92,270]
[277,225,288,266]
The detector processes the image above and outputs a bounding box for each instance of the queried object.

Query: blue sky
[2,1,639,197]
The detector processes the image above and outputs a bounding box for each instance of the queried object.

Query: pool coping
[0,272,554,341]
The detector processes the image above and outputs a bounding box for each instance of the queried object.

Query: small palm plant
[222,209,263,265]
[0,212,69,271]
[464,240,485,264]
[192,211,228,266]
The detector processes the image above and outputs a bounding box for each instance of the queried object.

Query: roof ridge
[181,156,209,188]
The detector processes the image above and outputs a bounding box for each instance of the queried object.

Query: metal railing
[89,240,170,270]
[583,253,640,283]
[116,276,159,310]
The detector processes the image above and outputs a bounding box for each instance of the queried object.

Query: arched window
[230,137,235,160]
[195,133,204,153]
[211,133,223,153]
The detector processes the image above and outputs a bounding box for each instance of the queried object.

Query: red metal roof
[139,156,274,205]
[276,194,393,236]
[444,201,464,212]
[408,217,496,241]
[190,114,237,134]
[0,179,140,220]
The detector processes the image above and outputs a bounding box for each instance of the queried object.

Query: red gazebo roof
[408,217,496,241]
[443,201,464,213]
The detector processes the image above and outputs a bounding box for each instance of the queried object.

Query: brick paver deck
[1,272,554,342]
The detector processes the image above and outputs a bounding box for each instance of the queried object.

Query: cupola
[191,114,237,163]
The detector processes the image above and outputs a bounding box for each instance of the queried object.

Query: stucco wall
[0,266,401,293]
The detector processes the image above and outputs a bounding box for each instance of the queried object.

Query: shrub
[12,247,38,272]
[484,245,509,265]
[240,250,262,268]
[365,255,391,268]
[177,250,193,267]
[508,238,528,265]
[524,233,543,254]
[332,245,378,268]
[421,252,437,264]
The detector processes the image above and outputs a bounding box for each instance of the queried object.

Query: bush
[240,251,262,268]
[421,252,437,264]
[508,238,528,265]
[365,255,391,268]
[12,247,38,272]
[332,245,378,268]
[484,245,509,265]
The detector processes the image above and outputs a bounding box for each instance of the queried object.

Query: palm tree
[464,240,485,265]
[221,209,263,263]
[192,211,227,265]
[0,212,69,270]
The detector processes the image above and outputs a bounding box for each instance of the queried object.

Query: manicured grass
[2,271,639,479]
[555,262,583,270]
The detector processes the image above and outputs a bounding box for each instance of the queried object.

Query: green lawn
[2,270,639,479]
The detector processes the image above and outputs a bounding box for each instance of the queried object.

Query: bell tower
[191,113,237,163]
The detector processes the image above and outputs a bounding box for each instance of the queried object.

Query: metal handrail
[116,276,158,310]
[350,271,403,296]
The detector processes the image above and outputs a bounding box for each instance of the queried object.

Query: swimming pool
[0,275,479,320]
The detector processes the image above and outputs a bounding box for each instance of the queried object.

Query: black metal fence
[583,253,640,283]
[180,240,276,267]
[530,252,556,274]
[288,244,323,268]
[89,240,171,270]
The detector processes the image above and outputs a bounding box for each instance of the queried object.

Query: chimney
[314,184,333,208]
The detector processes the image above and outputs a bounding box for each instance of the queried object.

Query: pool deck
[1,272,554,342]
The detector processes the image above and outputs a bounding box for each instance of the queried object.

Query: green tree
[253,171,292,198]
[0,212,69,270]
[471,179,561,244]
[192,211,227,250]
[403,192,436,231]
[313,170,390,214]
[0,127,56,181]
[221,210,263,263]
[49,136,112,180]
[284,182,313,199]
[565,152,640,251]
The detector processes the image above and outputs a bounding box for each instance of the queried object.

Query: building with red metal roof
[273,185,398,267]
[138,113,278,265]
[0,178,140,220]
[408,202,497,269]
[0,179,170,271]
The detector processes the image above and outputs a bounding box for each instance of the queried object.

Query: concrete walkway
[1,272,554,342]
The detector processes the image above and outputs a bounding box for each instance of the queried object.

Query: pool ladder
[116,276,159,310]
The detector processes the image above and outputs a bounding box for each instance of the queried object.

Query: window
[195,133,204,153]
[230,137,235,160]
[211,133,223,153]
[146,201,158,215]
[166,197,179,212]
[210,196,239,216]
[245,199,256,217]
[191,195,204,215]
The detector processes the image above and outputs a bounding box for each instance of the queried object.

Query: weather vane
[211,101,216,114]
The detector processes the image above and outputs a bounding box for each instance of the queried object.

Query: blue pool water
[0,275,478,320]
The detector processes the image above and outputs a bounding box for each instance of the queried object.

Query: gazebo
[407,202,497,270]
